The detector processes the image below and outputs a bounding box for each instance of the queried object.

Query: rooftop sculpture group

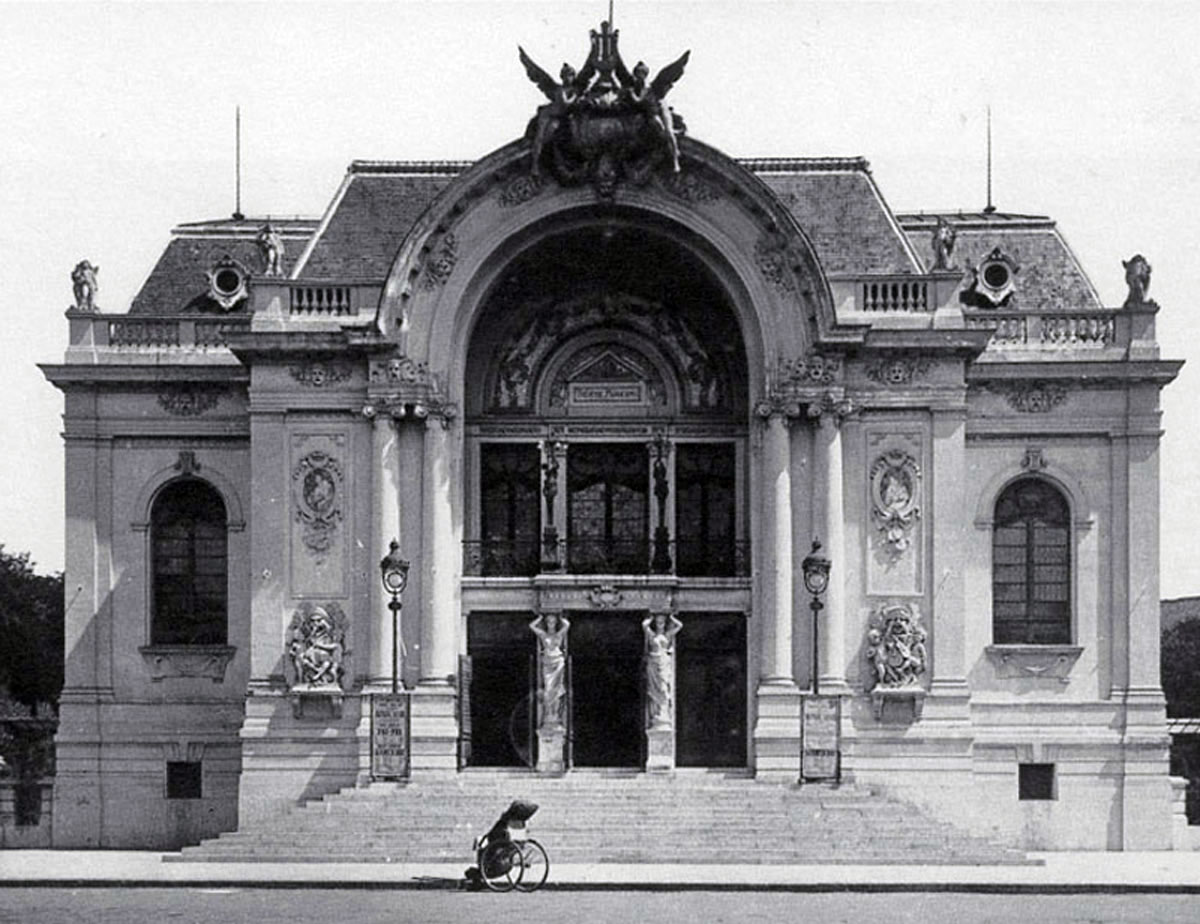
[519,20,690,196]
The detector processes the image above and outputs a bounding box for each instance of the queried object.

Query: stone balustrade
[70,315,252,351]
[964,310,1122,349]
[859,276,931,312]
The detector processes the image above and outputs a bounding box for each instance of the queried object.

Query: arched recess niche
[464,217,748,422]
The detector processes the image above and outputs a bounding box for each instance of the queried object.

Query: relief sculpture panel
[290,432,349,597]
[865,431,924,597]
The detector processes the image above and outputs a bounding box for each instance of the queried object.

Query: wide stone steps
[172,774,1029,866]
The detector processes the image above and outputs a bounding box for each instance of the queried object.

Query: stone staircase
[171,771,1029,865]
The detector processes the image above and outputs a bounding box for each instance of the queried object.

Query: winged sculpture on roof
[518,21,690,195]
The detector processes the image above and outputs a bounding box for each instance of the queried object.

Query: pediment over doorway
[546,342,667,412]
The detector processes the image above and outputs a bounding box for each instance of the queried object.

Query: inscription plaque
[371,693,411,779]
[801,695,841,781]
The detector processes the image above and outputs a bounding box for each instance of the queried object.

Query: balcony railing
[964,310,1119,348]
[463,538,751,578]
[859,277,931,313]
[88,316,251,350]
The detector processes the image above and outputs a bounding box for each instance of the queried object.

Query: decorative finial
[233,106,244,220]
[984,105,995,215]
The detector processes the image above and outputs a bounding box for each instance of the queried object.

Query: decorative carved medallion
[870,449,921,555]
[864,602,927,691]
[292,451,344,557]
[865,355,931,387]
[158,387,218,417]
[1003,382,1068,413]
[589,584,623,608]
[287,602,349,689]
[498,173,546,207]
[755,230,799,293]
[290,361,351,388]
[662,171,720,204]
[421,232,458,289]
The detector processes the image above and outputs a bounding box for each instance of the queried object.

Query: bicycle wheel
[514,839,549,892]
[479,842,523,893]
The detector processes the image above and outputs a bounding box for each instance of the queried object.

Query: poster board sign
[801,694,841,781]
[371,693,411,779]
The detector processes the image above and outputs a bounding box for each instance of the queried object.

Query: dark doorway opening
[568,612,645,768]
[676,613,747,768]
[466,613,536,767]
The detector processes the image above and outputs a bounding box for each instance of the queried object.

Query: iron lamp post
[801,537,831,695]
[379,539,411,695]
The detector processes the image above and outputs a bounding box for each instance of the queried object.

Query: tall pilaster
[752,403,802,779]
[929,407,969,698]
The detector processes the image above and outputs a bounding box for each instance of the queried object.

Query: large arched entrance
[460,217,750,770]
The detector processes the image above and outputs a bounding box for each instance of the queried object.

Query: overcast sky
[2,1,1198,596]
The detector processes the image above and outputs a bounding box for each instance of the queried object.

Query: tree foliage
[1162,617,1200,718]
[0,545,64,711]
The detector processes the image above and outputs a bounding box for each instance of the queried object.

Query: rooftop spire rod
[233,105,245,221]
[609,0,614,24]
[984,104,995,215]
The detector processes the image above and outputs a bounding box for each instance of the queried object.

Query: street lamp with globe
[379,539,411,695]
[801,538,831,695]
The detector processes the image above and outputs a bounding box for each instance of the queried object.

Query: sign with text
[801,695,841,781]
[371,693,411,779]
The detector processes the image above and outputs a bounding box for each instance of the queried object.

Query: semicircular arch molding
[376,138,840,412]
[131,459,247,533]
[972,463,1096,532]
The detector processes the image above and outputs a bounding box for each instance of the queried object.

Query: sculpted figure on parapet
[71,260,99,312]
[1122,254,1152,306]
[257,222,285,277]
[931,217,957,270]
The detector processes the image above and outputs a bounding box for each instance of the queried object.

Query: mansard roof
[898,211,1104,311]
[129,217,318,315]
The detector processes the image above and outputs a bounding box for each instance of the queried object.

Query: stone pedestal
[537,726,565,774]
[645,725,675,771]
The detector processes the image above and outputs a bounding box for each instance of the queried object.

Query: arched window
[151,480,228,645]
[992,478,1071,644]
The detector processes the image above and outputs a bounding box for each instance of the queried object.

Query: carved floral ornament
[1001,381,1069,413]
[292,451,344,557]
[870,449,921,555]
[287,602,349,690]
[421,232,458,290]
[290,361,351,388]
[158,386,219,417]
[865,355,931,387]
[755,230,802,294]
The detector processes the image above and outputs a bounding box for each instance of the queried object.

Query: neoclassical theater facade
[44,23,1183,851]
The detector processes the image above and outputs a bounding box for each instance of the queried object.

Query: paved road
[0,888,1196,924]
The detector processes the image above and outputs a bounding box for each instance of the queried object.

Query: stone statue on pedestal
[71,260,99,312]
[643,612,682,729]
[530,613,570,729]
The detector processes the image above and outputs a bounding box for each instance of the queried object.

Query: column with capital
[752,402,802,778]
[810,399,851,696]
[367,405,403,689]
[411,404,460,771]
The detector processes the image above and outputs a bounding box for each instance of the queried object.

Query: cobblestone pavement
[0,888,1197,924]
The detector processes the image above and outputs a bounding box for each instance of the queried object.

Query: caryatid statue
[530,612,570,729]
[642,612,683,729]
